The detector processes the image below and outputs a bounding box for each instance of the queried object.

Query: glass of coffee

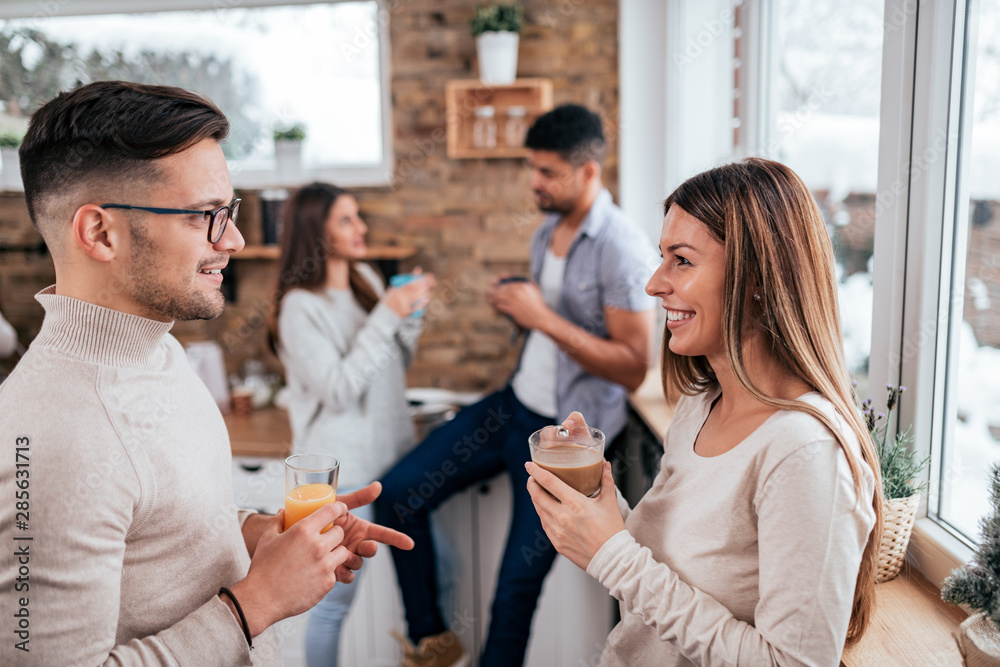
[528,423,605,497]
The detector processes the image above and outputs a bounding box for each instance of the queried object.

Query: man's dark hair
[20,80,229,233]
[524,103,606,167]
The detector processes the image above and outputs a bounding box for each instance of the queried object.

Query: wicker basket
[958,613,1000,667]
[876,493,920,583]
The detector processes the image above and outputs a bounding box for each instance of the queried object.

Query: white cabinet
[232,458,616,666]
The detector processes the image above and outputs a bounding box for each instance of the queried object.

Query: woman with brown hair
[526,158,882,665]
[271,182,434,666]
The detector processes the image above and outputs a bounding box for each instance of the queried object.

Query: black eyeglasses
[101,199,241,244]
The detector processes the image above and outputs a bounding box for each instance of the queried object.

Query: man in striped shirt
[379,104,656,667]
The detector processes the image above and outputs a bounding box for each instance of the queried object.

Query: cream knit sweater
[588,389,876,666]
[277,263,422,489]
[0,287,280,665]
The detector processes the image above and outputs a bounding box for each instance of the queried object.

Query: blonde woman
[526,158,883,665]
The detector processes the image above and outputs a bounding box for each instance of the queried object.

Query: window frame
[0,0,395,189]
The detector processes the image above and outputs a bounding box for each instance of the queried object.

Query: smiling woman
[526,157,883,666]
[0,0,391,188]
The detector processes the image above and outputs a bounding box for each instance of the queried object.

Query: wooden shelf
[233,244,418,261]
[233,245,280,259]
[445,78,553,159]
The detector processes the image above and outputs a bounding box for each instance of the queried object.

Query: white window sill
[906,517,975,589]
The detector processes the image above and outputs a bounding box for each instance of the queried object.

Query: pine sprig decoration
[859,385,930,500]
[942,463,1000,623]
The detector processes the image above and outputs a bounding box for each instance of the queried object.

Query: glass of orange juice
[284,454,340,531]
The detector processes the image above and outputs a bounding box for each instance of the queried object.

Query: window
[641,0,992,581]
[934,0,1000,543]
[748,0,885,394]
[0,0,392,188]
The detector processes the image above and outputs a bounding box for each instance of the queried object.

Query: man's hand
[228,503,351,637]
[488,278,553,331]
[332,482,415,583]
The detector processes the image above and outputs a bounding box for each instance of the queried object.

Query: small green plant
[860,385,930,500]
[0,130,23,149]
[942,462,1000,622]
[273,123,306,142]
[470,2,523,36]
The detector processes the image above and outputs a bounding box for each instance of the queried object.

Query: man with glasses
[0,81,412,665]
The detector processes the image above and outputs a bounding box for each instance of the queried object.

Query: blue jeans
[304,499,373,667]
[304,493,461,666]
[376,387,555,667]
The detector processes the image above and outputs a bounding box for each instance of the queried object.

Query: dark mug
[496,276,531,342]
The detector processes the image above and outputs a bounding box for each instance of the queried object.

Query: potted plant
[0,130,23,190]
[273,122,306,178]
[470,2,523,85]
[942,462,1000,665]
[860,385,930,582]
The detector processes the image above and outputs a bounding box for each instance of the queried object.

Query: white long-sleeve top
[277,263,422,489]
[588,388,876,666]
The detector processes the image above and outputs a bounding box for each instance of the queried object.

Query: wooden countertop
[223,405,292,458]
[628,367,674,442]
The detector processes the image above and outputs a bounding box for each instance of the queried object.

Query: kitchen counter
[628,367,674,442]
[223,405,292,458]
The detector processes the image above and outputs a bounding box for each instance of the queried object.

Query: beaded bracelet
[219,587,253,650]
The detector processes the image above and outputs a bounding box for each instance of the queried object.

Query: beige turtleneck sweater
[0,287,281,666]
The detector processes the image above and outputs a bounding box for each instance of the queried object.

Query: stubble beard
[127,223,225,321]
[535,192,573,215]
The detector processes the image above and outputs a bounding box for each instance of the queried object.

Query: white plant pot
[1,147,21,190]
[274,139,303,179]
[476,31,519,85]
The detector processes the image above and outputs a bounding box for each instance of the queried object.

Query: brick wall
[0,0,621,391]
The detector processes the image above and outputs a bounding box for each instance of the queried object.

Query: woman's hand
[526,412,627,571]
[384,268,436,318]
[526,461,625,571]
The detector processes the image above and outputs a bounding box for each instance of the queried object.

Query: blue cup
[389,273,425,317]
